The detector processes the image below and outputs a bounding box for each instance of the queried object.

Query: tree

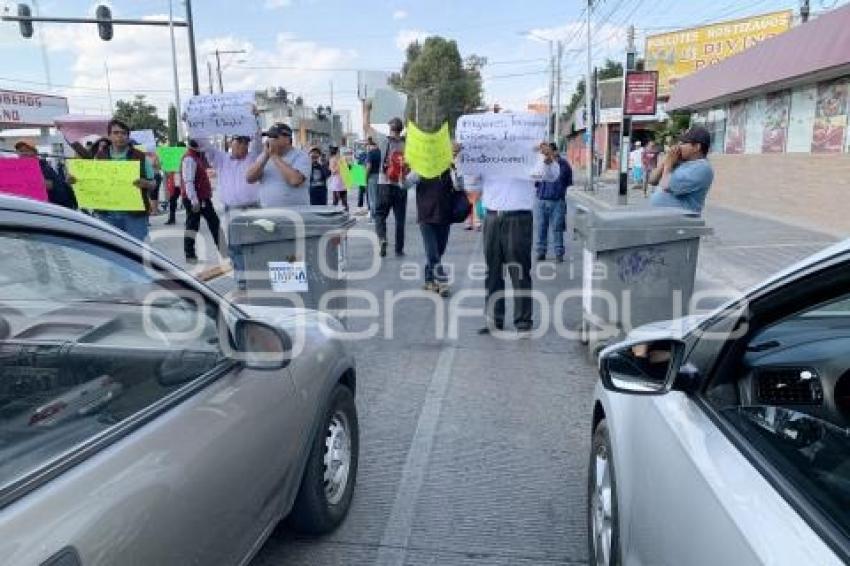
[113,95,167,142]
[389,36,484,132]
[565,58,624,127]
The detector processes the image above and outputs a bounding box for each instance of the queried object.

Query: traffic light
[96,5,112,41]
[17,3,33,38]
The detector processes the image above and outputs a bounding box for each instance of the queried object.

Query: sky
[0,0,823,137]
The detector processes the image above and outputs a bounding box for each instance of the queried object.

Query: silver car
[0,196,358,565]
[588,239,850,565]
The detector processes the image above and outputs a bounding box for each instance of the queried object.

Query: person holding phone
[649,127,714,214]
[245,123,310,208]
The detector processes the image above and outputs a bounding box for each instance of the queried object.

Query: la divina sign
[0,89,69,128]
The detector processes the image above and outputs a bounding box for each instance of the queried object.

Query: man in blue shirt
[535,142,573,262]
[649,127,714,214]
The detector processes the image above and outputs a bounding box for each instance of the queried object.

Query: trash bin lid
[229,206,356,244]
[585,208,712,252]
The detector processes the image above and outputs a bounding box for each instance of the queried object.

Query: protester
[649,127,714,214]
[535,142,572,262]
[459,142,482,232]
[328,146,349,211]
[164,170,181,225]
[246,122,310,207]
[354,146,368,214]
[404,165,455,297]
[194,120,262,281]
[363,101,407,257]
[14,141,77,210]
[641,141,660,194]
[308,146,330,205]
[149,152,163,215]
[365,137,381,223]
[81,119,155,241]
[476,142,559,335]
[629,141,644,186]
[181,140,222,264]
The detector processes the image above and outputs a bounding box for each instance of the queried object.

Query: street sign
[624,71,658,116]
[0,89,69,128]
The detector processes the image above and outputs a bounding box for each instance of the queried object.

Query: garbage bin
[228,206,356,315]
[579,207,712,351]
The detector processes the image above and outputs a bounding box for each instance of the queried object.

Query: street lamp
[213,48,247,93]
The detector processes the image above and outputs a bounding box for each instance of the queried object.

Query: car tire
[587,419,620,566]
[287,383,359,535]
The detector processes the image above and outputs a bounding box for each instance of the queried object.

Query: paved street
[146,192,840,566]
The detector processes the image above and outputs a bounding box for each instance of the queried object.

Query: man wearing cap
[181,140,222,264]
[307,146,330,205]
[649,127,714,214]
[14,141,77,210]
[245,122,311,207]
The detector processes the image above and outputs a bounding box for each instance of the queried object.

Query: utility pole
[104,60,113,112]
[547,40,555,141]
[618,25,637,196]
[215,49,224,93]
[207,61,214,94]
[168,0,182,116]
[32,0,51,90]
[801,0,810,22]
[554,41,563,147]
[585,0,594,190]
[329,81,335,145]
[184,0,200,95]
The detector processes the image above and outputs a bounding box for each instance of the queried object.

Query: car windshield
[721,406,850,541]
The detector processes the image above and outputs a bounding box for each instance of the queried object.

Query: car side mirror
[233,319,292,370]
[599,339,685,395]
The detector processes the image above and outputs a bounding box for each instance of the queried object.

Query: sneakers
[536,253,546,261]
[185,256,199,265]
[395,250,405,257]
[422,281,439,292]
[379,240,387,257]
[555,255,564,263]
[437,282,451,297]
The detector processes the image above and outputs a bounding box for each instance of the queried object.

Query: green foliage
[113,95,167,142]
[565,58,624,127]
[655,112,692,145]
[389,36,485,132]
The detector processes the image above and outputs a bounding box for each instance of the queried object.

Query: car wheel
[287,383,359,535]
[587,419,620,566]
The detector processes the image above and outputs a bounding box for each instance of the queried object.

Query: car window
[706,290,850,541]
[0,231,226,494]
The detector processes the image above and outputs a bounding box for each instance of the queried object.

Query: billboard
[645,10,793,97]
[0,89,69,128]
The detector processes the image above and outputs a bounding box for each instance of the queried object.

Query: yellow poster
[404,121,453,179]
[68,159,145,211]
[646,10,792,97]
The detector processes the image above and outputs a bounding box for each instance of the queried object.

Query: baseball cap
[232,135,252,143]
[262,123,293,138]
[678,127,711,149]
[14,140,37,153]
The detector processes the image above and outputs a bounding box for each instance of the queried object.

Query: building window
[705,107,726,155]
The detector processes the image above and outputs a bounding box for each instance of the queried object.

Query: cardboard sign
[184,91,257,137]
[268,261,308,292]
[350,163,367,188]
[404,121,452,179]
[0,158,48,202]
[455,112,546,178]
[67,159,144,211]
[130,129,157,153]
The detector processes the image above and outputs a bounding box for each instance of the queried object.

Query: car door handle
[40,547,82,566]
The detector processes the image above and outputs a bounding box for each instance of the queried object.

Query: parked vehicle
[589,239,850,565]
[0,195,359,566]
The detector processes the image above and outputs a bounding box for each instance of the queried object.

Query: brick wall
[708,153,850,237]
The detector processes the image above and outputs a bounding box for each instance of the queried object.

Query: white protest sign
[130,129,156,152]
[455,113,547,178]
[268,261,308,292]
[184,91,257,137]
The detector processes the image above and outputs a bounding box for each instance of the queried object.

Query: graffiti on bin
[616,248,667,283]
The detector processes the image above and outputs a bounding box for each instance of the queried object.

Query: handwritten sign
[130,129,157,152]
[156,146,187,173]
[67,159,144,211]
[455,113,546,178]
[404,121,452,179]
[0,158,48,201]
[184,91,256,137]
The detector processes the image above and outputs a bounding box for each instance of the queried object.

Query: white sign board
[131,129,157,152]
[0,89,69,128]
[268,261,308,292]
[455,113,547,178]
[184,91,257,138]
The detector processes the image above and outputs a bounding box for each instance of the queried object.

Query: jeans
[96,211,150,242]
[357,186,367,208]
[366,174,379,218]
[183,198,222,259]
[535,198,566,257]
[375,184,407,253]
[419,223,451,283]
[483,210,534,329]
[309,186,328,205]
